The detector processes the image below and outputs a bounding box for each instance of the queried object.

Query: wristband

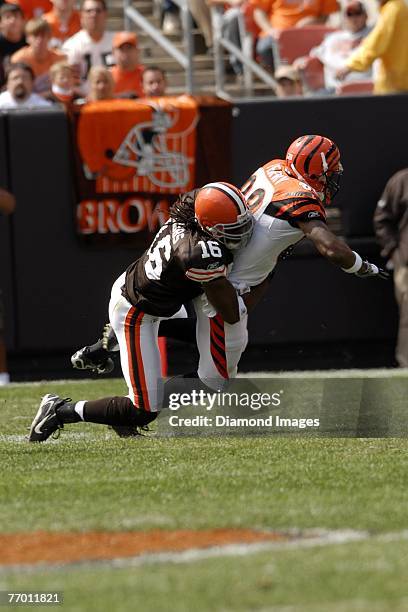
[341,251,363,274]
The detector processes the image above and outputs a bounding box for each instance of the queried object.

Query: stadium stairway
[107,0,275,97]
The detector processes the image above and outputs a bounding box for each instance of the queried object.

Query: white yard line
[2,529,408,575]
[2,368,407,389]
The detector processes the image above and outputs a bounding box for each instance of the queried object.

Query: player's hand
[355,261,390,280]
[201,294,217,317]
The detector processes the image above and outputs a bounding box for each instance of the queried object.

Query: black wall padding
[247,241,397,344]
[232,94,408,237]
[0,112,15,349]
[7,108,143,351]
[1,105,400,355]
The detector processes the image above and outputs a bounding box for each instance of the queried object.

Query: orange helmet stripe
[204,182,248,215]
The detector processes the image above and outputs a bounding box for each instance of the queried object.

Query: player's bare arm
[299,219,389,278]
[298,219,355,267]
[241,278,270,313]
[203,276,240,324]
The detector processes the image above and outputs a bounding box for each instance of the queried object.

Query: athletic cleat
[109,424,151,438]
[28,394,71,442]
[110,425,143,438]
[71,346,114,375]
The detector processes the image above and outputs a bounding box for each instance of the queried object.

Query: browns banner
[71,95,232,247]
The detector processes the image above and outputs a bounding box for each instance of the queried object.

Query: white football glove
[200,294,217,318]
[200,294,247,320]
[355,261,390,280]
[230,280,251,296]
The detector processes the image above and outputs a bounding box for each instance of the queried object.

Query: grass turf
[1,375,407,610]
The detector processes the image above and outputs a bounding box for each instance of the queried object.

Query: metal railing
[211,6,277,99]
[122,0,277,98]
[123,0,195,93]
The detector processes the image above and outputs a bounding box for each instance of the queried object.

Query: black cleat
[109,424,152,438]
[28,394,70,442]
[71,346,114,375]
[110,425,143,438]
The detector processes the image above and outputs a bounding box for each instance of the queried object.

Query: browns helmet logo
[77,97,199,193]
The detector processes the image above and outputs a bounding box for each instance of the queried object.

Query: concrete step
[142,54,213,71]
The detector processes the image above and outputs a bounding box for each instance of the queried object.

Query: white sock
[0,372,10,385]
[74,400,86,421]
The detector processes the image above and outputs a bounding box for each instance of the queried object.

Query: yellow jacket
[346,0,408,94]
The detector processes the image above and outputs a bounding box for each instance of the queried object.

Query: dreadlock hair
[169,189,207,237]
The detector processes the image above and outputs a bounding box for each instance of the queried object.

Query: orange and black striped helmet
[195,182,254,250]
[285,135,343,204]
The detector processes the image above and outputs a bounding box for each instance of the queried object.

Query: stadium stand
[271,25,336,67]
[335,79,373,94]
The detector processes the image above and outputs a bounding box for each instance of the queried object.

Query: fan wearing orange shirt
[44,0,81,48]
[11,17,66,94]
[110,31,144,98]
[251,0,338,71]
[7,0,52,20]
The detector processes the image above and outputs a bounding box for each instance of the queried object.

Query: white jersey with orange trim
[228,160,326,288]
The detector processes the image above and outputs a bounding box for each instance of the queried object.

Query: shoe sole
[28,394,57,442]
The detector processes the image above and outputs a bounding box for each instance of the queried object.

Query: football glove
[355,261,390,280]
[102,323,120,352]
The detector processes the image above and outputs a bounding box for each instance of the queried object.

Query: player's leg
[71,306,195,374]
[29,274,163,442]
[193,296,248,390]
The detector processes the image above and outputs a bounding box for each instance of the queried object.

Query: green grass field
[1,374,408,611]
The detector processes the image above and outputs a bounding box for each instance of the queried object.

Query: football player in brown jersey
[28,182,254,442]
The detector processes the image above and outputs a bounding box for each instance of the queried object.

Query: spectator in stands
[251,0,339,72]
[7,0,52,20]
[0,187,15,386]
[44,0,81,48]
[86,64,114,101]
[110,31,144,98]
[0,62,52,107]
[208,0,248,76]
[188,0,213,51]
[62,0,115,87]
[0,4,26,86]
[296,1,372,93]
[11,18,65,94]
[48,60,79,105]
[141,65,167,96]
[274,64,303,96]
[374,169,408,366]
[310,0,372,93]
[336,0,408,93]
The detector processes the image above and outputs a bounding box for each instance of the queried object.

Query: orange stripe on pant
[210,315,228,379]
[124,307,150,411]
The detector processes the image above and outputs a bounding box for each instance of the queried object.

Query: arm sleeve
[185,241,231,283]
[272,196,327,225]
[346,3,397,71]
[185,264,228,282]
